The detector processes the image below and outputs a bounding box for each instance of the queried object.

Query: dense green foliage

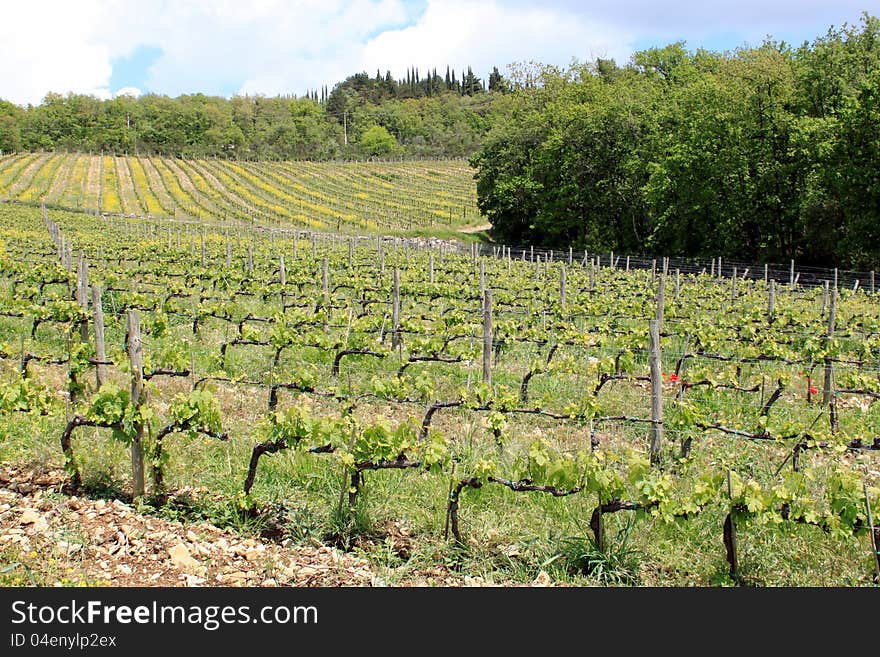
[472,14,880,268]
[0,65,504,160]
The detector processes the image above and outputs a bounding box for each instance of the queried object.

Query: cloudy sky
[0,0,873,106]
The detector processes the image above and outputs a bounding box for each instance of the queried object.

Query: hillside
[0,153,483,236]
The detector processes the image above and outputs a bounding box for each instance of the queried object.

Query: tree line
[0,64,509,160]
[472,14,880,269]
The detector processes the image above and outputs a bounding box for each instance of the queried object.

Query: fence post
[655,274,665,332]
[823,280,837,432]
[392,268,401,349]
[559,266,566,310]
[865,482,880,583]
[725,471,739,580]
[91,285,106,388]
[483,290,493,385]
[76,253,89,342]
[649,319,663,465]
[322,258,330,309]
[127,310,146,499]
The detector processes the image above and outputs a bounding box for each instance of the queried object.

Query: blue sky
[0,1,874,106]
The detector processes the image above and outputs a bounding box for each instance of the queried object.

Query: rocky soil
[0,465,556,588]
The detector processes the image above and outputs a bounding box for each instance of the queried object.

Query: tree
[0,100,24,152]
[488,67,510,93]
[359,124,397,156]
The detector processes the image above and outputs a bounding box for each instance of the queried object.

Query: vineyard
[0,153,481,236]
[1,199,879,587]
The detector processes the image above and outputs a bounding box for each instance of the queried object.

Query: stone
[184,574,206,587]
[532,571,552,587]
[18,509,40,524]
[168,542,201,573]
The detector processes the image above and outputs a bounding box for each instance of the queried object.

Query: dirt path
[457,222,492,234]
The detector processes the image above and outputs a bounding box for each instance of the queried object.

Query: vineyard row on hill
[0,153,482,235]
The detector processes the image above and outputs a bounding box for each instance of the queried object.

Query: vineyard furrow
[4,153,53,198]
[100,155,122,213]
[17,153,65,202]
[43,151,78,205]
[137,156,178,216]
[114,156,145,216]
[180,159,253,221]
[149,156,216,219]
[126,157,169,217]
[55,154,89,209]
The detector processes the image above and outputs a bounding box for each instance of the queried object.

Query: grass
[1,375,875,587]
[0,205,878,587]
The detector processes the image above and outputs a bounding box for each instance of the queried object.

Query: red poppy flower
[808,385,818,395]
[668,373,680,382]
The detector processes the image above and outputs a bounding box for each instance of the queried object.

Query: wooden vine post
[75,253,89,342]
[649,319,663,465]
[595,493,605,552]
[483,290,493,385]
[559,266,566,310]
[823,280,838,432]
[279,254,287,310]
[91,285,107,388]
[821,280,829,317]
[724,470,739,581]
[127,310,146,499]
[655,273,665,332]
[321,258,330,309]
[391,268,401,349]
[865,482,880,583]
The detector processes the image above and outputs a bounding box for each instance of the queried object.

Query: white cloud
[0,2,112,105]
[361,0,633,84]
[133,0,413,97]
[113,87,143,98]
[0,0,874,106]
